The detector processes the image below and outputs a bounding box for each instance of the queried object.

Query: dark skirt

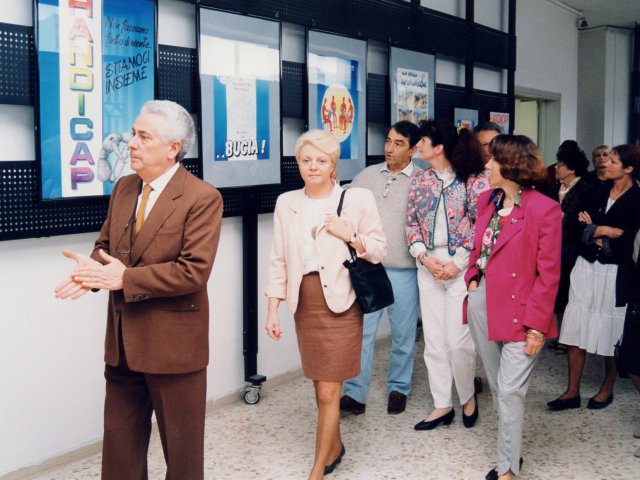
[618,301,640,377]
[294,273,363,381]
[554,243,579,314]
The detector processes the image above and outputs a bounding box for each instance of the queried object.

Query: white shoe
[634,424,640,439]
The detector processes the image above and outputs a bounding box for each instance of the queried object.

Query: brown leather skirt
[294,273,363,381]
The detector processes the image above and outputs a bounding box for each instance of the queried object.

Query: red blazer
[464,188,561,342]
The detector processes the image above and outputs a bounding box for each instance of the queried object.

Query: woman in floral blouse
[406,119,489,432]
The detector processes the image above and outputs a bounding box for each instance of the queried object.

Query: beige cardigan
[266,183,387,314]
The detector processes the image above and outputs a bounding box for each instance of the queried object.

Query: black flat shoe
[463,395,479,428]
[324,445,345,475]
[547,395,580,411]
[340,395,366,415]
[586,393,613,409]
[414,409,455,430]
[485,458,523,480]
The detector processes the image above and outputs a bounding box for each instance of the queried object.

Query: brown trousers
[101,351,206,480]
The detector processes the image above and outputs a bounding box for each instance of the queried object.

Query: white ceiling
[558,0,640,29]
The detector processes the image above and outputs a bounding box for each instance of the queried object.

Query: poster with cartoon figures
[395,68,429,124]
[308,31,366,181]
[389,47,435,126]
[311,57,358,158]
[36,0,155,200]
[199,9,280,188]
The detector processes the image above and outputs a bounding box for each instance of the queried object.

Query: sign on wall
[454,107,479,131]
[307,30,366,182]
[389,47,435,126]
[490,111,510,134]
[35,0,156,200]
[198,8,281,189]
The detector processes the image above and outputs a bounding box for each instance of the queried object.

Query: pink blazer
[266,184,387,314]
[464,188,561,341]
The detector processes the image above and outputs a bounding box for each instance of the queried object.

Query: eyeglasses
[382,176,397,198]
[594,152,610,158]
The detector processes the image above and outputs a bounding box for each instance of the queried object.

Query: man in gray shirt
[340,121,421,415]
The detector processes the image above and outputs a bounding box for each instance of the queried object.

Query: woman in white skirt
[548,144,640,411]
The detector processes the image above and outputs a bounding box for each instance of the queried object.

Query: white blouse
[302,196,329,274]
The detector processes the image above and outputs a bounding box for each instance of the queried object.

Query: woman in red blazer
[465,135,561,480]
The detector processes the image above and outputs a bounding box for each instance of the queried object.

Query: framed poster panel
[35,0,157,200]
[389,47,435,126]
[490,111,510,134]
[198,8,281,189]
[454,108,479,131]
[307,30,366,182]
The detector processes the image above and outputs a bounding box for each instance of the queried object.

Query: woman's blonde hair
[294,129,340,179]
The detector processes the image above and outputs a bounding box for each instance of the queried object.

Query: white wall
[516,0,579,141]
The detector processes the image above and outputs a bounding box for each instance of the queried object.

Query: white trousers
[417,258,476,408]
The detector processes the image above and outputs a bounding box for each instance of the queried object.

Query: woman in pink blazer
[265,130,386,479]
[465,135,561,480]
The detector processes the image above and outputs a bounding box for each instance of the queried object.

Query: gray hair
[140,100,195,161]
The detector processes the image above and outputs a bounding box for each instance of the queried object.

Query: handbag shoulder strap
[336,189,357,260]
[336,189,346,216]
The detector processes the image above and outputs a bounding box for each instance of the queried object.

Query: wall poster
[454,108,479,131]
[198,8,281,188]
[389,47,436,126]
[490,111,510,134]
[307,30,366,182]
[35,0,156,200]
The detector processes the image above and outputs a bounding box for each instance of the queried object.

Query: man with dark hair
[473,121,503,164]
[55,100,223,480]
[340,120,421,415]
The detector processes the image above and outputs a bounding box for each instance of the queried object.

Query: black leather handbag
[337,190,394,313]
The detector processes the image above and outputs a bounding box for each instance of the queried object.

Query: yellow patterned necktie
[135,184,153,233]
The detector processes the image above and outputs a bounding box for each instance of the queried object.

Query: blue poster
[36,0,155,200]
[199,8,281,188]
[310,56,359,161]
[212,76,270,162]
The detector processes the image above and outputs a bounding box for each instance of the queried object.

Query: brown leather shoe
[387,391,407,414]
[340,395,366,415]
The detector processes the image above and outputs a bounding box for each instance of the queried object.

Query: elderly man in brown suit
[55,100,223,480]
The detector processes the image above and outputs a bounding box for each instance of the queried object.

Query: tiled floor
[30,337,640,479]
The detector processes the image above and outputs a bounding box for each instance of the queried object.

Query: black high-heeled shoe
[324,445,345,475]
[485,457,523,480]
[463,394,479,428]
[414,408,455,430]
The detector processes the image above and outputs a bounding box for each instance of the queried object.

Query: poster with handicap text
[36,0,156,200]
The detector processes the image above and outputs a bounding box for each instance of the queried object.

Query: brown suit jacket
[91,165,223,374]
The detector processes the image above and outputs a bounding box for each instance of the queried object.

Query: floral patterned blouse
[476,188,523,272]
[406,169,491,255]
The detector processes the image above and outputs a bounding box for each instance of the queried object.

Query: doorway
[514,87,561,166]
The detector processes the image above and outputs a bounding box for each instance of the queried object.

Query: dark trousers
[101,353,207,480]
